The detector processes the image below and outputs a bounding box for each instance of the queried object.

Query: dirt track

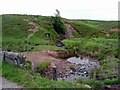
[24,50,61,66]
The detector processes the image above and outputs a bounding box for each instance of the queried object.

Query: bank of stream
[55,35,100,82]
[57,56,100,82]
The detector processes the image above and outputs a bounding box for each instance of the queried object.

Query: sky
[0,0,119,20]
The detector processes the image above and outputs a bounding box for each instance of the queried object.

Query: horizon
[1,14,119,21]
[0,0,119,20]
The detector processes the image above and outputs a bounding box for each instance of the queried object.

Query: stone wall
[3,51,26,67]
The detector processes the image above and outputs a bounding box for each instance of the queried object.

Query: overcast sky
[0,0,119,20]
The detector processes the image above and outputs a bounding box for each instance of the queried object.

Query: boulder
[3,51,26,67]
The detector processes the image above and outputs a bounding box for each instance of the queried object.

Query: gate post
[52,65,57,81]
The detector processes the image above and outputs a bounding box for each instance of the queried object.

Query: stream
[55,36,100,82]
[57,56,100,82]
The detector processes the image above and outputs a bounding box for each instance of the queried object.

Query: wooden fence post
[52,65,57,81]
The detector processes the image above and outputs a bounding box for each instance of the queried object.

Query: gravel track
[1,77,23,89]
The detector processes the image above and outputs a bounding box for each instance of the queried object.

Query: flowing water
[57,56,100,82]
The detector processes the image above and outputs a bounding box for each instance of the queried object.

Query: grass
[2,37,64,52]
[78,78,119,89]
[2,14,60,52]
[2,62,119,88]
[103,78,120,85]
[2,14,119,52]
[62,37,118,81]
[34,45,64,51]
[68,21,101,38]
[2,35,63,52]
[66,19,119,39]
[97,56,118,79]
[38,61,51,72]
[2,62,85,88]
[2,14,32,38]
[72,19,119,32]
[61,37,118,61]
[2,14,119,87]
[62,37,118,59]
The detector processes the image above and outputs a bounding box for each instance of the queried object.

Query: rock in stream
[57,56,100,82]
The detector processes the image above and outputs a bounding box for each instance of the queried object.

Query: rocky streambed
[57,56,100,82]
[1,50,100,82]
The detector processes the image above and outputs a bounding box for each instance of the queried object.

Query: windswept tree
[51,9,66,35]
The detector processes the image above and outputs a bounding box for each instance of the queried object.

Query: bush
[38,61,51,72]
[51,10,66,35]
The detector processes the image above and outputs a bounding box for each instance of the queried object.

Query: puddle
[57,56,100,82]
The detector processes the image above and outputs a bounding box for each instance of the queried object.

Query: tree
[51,9,66,35]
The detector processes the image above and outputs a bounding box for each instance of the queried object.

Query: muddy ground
[24,50,75,78]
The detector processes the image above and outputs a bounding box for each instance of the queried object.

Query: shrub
[51,10,66,35]
[38,61,51,72]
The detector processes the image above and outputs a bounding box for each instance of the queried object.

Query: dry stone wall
[2,51,26,67]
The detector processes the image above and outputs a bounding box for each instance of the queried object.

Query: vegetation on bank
[38,61,51,73]
[77,78,119,89]
[2,62,85,88]
[62,37,118,79]
[62,38,118,59]
[2,37,64,52]
[2,62,119,88]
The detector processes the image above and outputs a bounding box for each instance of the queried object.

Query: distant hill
[65,19,119,38]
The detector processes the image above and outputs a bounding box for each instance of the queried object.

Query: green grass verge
[2,62,85,88]
[3,61,119,88]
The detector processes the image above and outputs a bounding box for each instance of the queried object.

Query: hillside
[2,14,119,52]
[1,14,119,89]
[2,14,61,52]
[65,19,119,38]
